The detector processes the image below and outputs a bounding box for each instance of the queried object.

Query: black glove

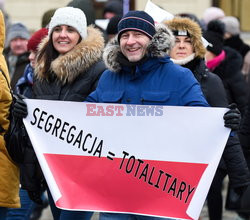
[13,94,28,118]
[224,103,241,131]
[28,190,43,205]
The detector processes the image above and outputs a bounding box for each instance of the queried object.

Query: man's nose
[126,35,136,45]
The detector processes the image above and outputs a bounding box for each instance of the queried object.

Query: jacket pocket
[101,91,124,103]
[141,91,170,105]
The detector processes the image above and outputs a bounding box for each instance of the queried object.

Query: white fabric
[48,7,87,39]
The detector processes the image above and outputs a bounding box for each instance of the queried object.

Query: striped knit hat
[118,11,156,42]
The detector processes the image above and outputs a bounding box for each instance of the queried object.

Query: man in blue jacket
[85,11,243,220]
[86,10,208,107]
[86,10,209,220]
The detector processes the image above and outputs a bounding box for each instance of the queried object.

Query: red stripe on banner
[44,154,207,219]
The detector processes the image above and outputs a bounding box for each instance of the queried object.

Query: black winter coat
[183,58,250,187]
[224,35,250,59]
[212,47,248,115]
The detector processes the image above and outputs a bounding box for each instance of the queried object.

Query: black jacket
[224,35,250,59]
[183,58,250,187]
[212,47,248,115]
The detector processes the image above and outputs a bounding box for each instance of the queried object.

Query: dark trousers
[207,168,227,220]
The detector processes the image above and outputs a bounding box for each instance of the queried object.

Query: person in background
[6,28,49,220]
[164,16,250,220]
[105,14,122,41]
[4,22,30,89]
[239,88,250,220]
[41,8,56,28]
[201,6,225,30]
[203,19,249,220]
[12,6,106,220]
[67,0,109,43]
[86,10,209,219]
[67,0,95,26]
[0,10,20,220]
[221,16,250,86]
[103,0,123,19]
[204,19,248,115]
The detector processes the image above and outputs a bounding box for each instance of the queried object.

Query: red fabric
[27,28,48,51]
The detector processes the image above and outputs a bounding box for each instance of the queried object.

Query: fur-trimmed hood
[35,25,104,84]
[164,17,206,58]
[103,24,175,72]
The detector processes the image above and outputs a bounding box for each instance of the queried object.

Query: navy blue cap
[118,11,156,41]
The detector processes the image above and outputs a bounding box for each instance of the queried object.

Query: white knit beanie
[48,7,87,39]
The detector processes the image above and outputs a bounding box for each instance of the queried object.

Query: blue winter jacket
[86,24,208,107]
[87,57,208,106]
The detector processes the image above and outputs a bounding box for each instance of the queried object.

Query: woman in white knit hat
[12,6,106,220]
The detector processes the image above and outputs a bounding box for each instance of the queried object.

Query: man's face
[170,36,194,60]
[10,37,28,56]
[120,31,151,62]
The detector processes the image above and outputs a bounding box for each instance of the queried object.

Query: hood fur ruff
[35,26,104,84]
[164,17,206,58]
[103,23,175,72]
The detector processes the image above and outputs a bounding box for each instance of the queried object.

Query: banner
[23,99,230,220]
[144,0,174,23]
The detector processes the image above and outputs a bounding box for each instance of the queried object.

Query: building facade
[3,0,250,32]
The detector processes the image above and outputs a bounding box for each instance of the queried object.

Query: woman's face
[170,36,194,60]
[28,50,36,68]
[52,25,80,54]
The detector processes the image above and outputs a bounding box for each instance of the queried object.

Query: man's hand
[224,103,241,131]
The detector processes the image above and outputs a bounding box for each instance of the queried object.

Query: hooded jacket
[165,17,250,187]
[0,10,20,208]
[86,24,208,107]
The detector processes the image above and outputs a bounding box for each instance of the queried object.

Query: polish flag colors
[23,99,230,220]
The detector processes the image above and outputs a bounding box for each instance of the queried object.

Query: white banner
[23,99,230,220]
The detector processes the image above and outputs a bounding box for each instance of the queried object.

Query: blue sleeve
[85,90,99,103]
[179,68,209,107]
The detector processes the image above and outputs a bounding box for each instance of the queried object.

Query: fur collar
[35,26,104,84]
[171,53,195,65]
[103,24,175,72]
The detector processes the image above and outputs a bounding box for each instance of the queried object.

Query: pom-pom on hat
[27,28,48,52]
[203,19,225,55]
[117,11,156,42]
[48,7,87,39]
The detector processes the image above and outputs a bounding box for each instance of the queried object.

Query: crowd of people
[0,0,250,220]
